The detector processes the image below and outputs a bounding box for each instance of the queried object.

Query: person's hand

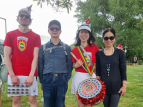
[10,75,20,85]
[118,86,126,97]
[41,83,43,90]
[96,76,100,80]
[75,59,83,68]
[24,76,34,86]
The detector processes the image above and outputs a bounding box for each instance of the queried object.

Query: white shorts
[8,75,38,97]
[71,72,96,95]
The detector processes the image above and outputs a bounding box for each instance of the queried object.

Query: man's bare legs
[12,95,37,107]
[28,95,38,107]
[12,96,21,107]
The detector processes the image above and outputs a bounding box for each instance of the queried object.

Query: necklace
[104,48,114,77]
[106,64,110,76]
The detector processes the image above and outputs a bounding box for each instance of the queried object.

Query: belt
[46,73,65,77]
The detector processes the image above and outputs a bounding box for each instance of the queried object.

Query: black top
[96,48,127,94]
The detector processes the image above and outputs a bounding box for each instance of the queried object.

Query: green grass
[1,66,143,107]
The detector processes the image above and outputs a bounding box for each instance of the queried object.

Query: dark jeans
[103,94,120,107]
[42,74,68,107]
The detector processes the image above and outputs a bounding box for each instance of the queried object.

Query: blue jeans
[42,74,68,107]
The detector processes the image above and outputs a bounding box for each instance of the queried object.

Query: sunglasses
[103,36,115,41]
[19,14,30,19]
[49,27,60,31]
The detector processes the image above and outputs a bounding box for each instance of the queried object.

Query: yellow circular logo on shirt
[18,41,25,51]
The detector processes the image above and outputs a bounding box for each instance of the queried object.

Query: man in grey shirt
[38,20,73,107]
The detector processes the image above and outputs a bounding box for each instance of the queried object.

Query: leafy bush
[138,60,143,65]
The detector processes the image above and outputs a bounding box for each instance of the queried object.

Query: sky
[0,0,80,45]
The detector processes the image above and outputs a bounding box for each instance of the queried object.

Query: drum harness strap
[80,46,93,66]
[80,46,95,76]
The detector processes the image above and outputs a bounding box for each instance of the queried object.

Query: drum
[77,78,106,105]
[78,78,102,99]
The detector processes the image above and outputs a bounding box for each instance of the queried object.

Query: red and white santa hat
[78,17,91,32]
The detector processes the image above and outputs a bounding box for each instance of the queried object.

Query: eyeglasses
[103,36,115,41]
[49,27,60,31]
[19,14,30,19]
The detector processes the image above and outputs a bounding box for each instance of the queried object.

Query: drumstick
[70,52,87,72]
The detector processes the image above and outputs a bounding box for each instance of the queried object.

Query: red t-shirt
[3,29,41,76]
[72,44,99,73]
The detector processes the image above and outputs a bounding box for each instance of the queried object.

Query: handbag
[0,55,8,84]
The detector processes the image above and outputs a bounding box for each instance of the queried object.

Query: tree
[33,0,81,13]
[74,0,143,62]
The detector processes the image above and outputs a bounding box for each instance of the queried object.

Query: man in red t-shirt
[3,5,41,107]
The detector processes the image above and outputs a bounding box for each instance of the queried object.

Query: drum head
[78,78,102,99]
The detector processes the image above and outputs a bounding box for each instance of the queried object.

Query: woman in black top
[96,28,127,107]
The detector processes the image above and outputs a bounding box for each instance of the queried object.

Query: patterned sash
[77,46,95,76]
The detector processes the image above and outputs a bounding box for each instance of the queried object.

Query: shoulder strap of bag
[43,42,68,62]
[62,42,68,55]
[62,43,68,63]
[43,43,46,55]
[0,55,5,65]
